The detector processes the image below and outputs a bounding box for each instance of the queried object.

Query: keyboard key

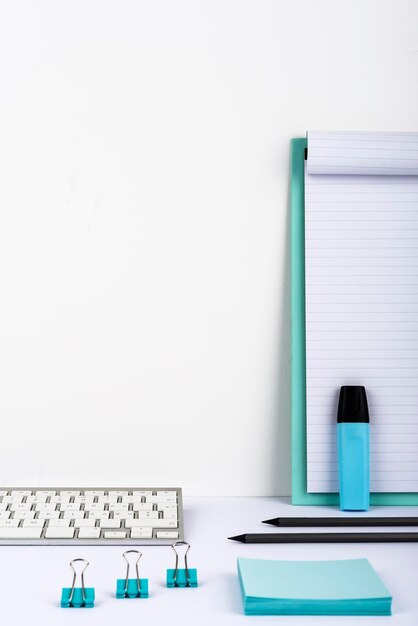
[162,510,178,519]
[0,512,10,519]
[98,496,118,504]
[1,496,22,504]
[26,495,47,503]
[113,511,134,519]
[84,491,105,496]
[124,493,144,500]
[40,511,60,520]
[88,511,109,519]
[63,511,85,519]
[78,528,101,539]
[122,496,142,504]
[0,520,19,527]
[0,491,8,497]
[45,527,75,539]
[0,527,43,539]
[132,503,153,511]
[157,503,177,510]
[84,503,104,511]
[122,519,143,528]
[22,519,45,527]
[104,531,126,539]
[137,511,159,519]
[99,519,121,528]
[50,496,71,503]
[37,490,56,497]
[108,504,129,512]
[156,531,179,539]
[74,518,96,528]
[73,496,95,504]
[60,491,81,496]
[146,496,177,504]
[59,503,81,511]
[15,511,35,520]
[51,519,71,527]
[35,503,57,512]
[10,503,33,512]
[131,529,153,539]
[11,490,32,497]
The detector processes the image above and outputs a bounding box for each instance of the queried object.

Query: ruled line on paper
[305,131,418,494]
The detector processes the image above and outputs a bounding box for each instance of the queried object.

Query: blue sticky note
[237,557,391,616]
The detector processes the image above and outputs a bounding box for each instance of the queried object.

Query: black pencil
[228,532,418,543]
[262,516,418,528]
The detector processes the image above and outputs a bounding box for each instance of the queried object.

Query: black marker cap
[337,386,369,423]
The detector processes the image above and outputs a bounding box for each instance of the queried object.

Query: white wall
[0,0,417,494]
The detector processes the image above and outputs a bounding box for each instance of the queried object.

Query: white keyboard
[0,488,184,545]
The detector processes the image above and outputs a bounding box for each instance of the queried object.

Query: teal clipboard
[290,137,418,506]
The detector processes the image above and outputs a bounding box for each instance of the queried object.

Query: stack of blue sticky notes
[237,557,392,616]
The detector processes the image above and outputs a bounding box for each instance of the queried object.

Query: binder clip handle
[69,558,89,603]
[123,550,142,595]
[172,541,190,583]
[167,541,198,588]
[116,550,149,598]
[61,558,95,608]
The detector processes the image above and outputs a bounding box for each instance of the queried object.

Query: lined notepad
[305,131,418,493]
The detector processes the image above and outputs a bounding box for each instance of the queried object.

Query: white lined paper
[305,131,418,493]
[307,131,418,176]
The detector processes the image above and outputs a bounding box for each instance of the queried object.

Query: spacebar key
[0,527,43,539]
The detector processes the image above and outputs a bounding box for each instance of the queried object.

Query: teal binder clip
[116,550,149,599]
[61,558,95,608]
[167,541,198,588]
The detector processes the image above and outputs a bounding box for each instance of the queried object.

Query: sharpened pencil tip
[228,534,246,542]
[262,518,278,526]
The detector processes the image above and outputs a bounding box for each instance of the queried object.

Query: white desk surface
[2,497,418,625]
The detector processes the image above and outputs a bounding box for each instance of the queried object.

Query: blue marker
[337,386,370,511]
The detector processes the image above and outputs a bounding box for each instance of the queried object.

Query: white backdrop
[0,0,417,494]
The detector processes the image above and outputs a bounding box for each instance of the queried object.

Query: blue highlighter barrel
[337,385,370,512]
